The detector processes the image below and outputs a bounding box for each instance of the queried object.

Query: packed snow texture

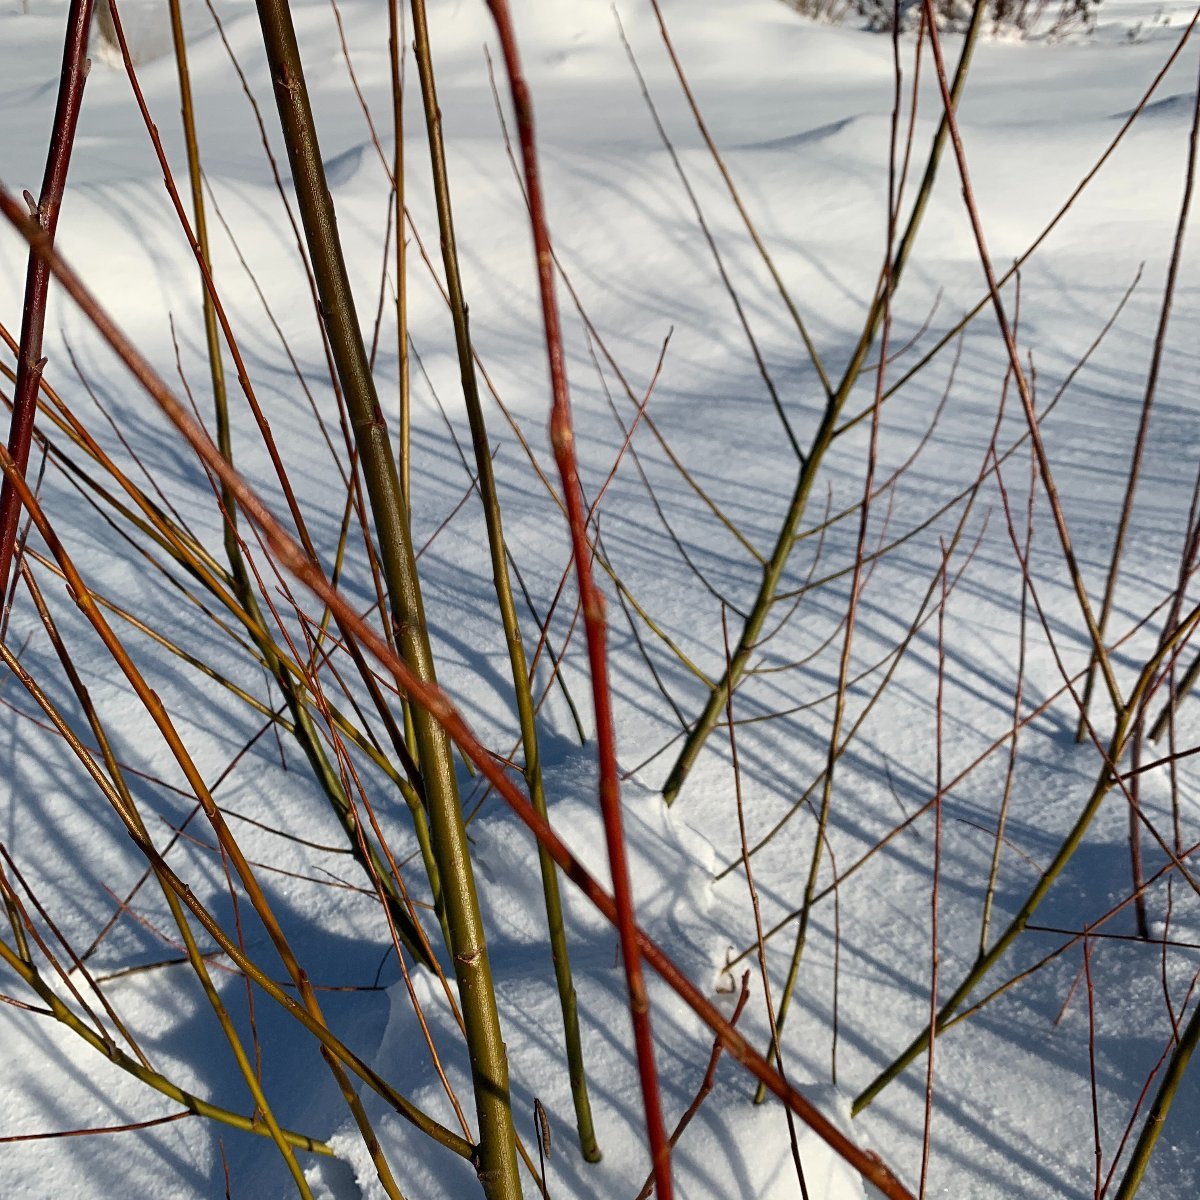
[2,0,1200,1197]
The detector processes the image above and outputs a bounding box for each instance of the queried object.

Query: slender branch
[0,935,333,1158]
[0,0,95,594]
[646,0,831,396]
[14,565,312,1194]
[1112,990,1200,1199]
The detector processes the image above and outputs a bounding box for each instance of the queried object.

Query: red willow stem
[0,181,917,1200]
[0,0,95,596]
[480,3,672,1196]
[634,972,754,1200]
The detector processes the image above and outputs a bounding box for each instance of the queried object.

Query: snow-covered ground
[3,0,1200,1196]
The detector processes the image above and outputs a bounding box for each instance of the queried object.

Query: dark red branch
[0,0,96,596]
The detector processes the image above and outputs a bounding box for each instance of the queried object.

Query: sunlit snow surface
[2,0,1200,1196]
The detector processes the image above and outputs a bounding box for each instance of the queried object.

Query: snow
[2,0,1200,1197]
